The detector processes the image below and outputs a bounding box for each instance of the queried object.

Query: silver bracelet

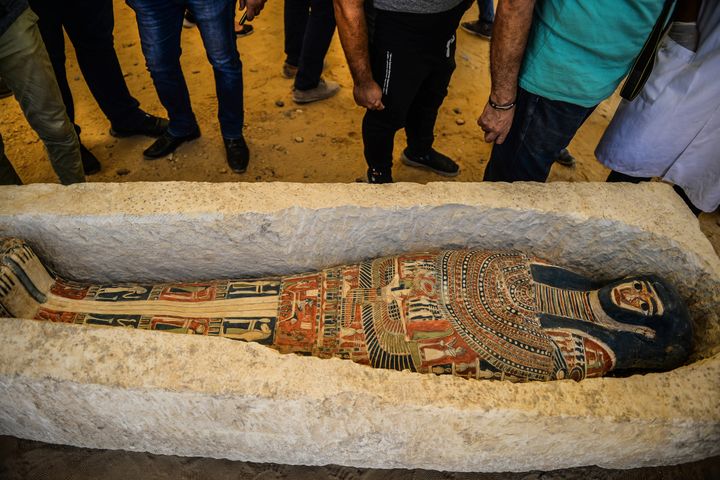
[489,96,516,111]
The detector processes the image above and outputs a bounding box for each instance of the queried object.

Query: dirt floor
[1,2,719,478]
[0,1,718,253]
[1,437,718,480]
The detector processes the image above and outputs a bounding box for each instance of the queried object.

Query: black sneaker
[401,148,459,177]
[0,78,11,99]
[555,148,576,167]
[461,20,493,40]
[143,129,201,159]
[224,136,250,173]
[80,143,101,175]
[367,168,393,184]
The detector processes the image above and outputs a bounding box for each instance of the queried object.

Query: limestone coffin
[0,182,718,472]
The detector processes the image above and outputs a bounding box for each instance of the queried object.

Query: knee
[143,47,183,76]
[206,49,242,73]
[36,117,78,146]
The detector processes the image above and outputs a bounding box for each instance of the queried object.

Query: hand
[353,81,385,110]
[240,0,267,21]
[477,102,515,144]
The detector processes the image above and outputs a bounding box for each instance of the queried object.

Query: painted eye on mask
[640,302,649,312]
[634,282,642,291]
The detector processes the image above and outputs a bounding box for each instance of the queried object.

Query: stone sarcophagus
[0,181,718,472]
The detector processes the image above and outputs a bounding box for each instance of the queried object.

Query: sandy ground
[1,436,718,480]
[1,2,719,477]
[0,1,718,254]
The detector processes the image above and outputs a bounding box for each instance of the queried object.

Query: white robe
[595,2,720,212]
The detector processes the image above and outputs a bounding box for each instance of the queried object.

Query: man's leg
[27,0,75,123]
[284,0,310,72]
[483,88,595,182]
[191,0,244,140]
[127,0,198,138]
[60,0,147,129]
[404,22,458,155]
[461,0,494,39]
[362,12,431,182]
[0,9,84,185]
[0,134,23,185]
[293,0,336,91]
[29,0,103,175]
[401,57,459,176]
[189,0,248,172]
[478,0,495,23]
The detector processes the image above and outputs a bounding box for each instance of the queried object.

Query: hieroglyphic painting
[0,238,692,382]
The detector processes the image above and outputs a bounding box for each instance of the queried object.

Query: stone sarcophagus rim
[0,181,718,472]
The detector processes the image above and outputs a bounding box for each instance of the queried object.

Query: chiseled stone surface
[0,319,718,472]
[0,181,719,471]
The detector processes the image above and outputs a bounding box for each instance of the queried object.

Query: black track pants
[362,2,468,171]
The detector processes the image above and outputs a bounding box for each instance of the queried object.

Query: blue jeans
[126,0,244,139]
[477,0,494,24]
[483,87,595,182]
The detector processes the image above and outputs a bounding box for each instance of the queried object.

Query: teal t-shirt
[519,0,666,107]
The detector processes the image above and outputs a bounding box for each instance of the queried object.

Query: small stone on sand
[275,100,285,107]
[294,136,304,143]
[116,168,130,176]
[455,118,466,125]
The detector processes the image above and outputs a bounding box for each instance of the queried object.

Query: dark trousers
[126,0,244,139]
[0,9,84,185]
[362,2,467,172]
[483,87,596,182]
[28,0,145,131]
[477,0,494,23]
[284,0,336,91]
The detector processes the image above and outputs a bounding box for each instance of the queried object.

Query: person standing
[0,1,84,185]
[126,0,266,174]
[283,0,340,104]
[334,0,470,183]
[596,0,719,214]
[27,0,168,176]
[478,0,668,183]
[461,0,494,40]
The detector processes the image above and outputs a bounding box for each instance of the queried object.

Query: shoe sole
[292,87,340,104]
[235,29,254,38]
[143,133,201,160]
[401,153,460,177]
[460,24,491,40]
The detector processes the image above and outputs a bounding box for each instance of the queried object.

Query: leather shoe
[224,137,250,173]
[110,113,169,138]
[80,143,101,175]
[143,130,200,159]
